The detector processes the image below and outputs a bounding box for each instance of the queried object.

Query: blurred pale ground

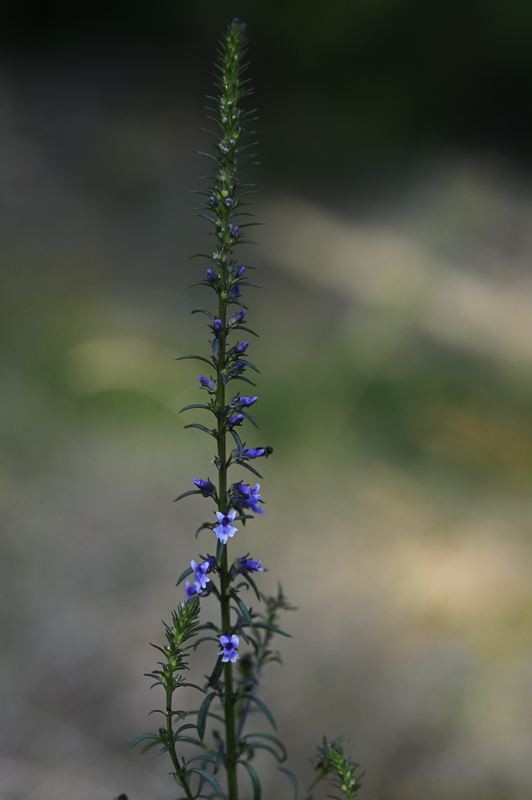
[2,54,532,800]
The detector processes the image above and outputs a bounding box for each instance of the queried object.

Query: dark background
[2,3,532,799]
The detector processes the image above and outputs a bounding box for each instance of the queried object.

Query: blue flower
[230,224,240,238]
[232,360,247,375]
[198,376,216,391]
[238,557,264,573]
[227,414,245,427]
[191,559,210,590]
[229,284,240,298]
[208,195,217,206]
[229,309,246,326]
[219,633,240,663]
[243,447,272,459]
[214,509,238,544]
[205,268,218,283]
[213,318,223,333]
[235,340,249,354]
[192,478,216,497]
[235,265,247,277]
[184,581,199,602]
[231,481,264,514]
[223,197,234,207]
[232,394,258,408]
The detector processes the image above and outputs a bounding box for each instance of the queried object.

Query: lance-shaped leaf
[184,423,217,438]
[176,354,214,367]
[179,403,213,414]
[174,489,202,503]
[196,522,214,539]
[242,732,287,762]
[235,459,263,479]
[176,565,193,586]
[206,657,224,688]
[188,768,224,797]
[197,691,218,740]
[246,695,277,730]
[241,760,262,800]
[278,766,300,800]
[233,594,254,626]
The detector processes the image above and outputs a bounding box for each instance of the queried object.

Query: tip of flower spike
[231,18,247,32]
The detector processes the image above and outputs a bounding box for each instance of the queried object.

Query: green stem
[217,294,239,800]
[165,684,195,800]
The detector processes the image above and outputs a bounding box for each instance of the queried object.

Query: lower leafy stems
[217,294,239,800]
[165,684,195,800]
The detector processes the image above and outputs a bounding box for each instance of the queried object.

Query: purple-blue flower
[213,318,223,333]
[193,477,216,497]
[198,375,216,391]
[235,340,249,354]
[223,197,234,207]
[232,395,258,408]
[238,557,264,573]
[213,509,238,544]
[243,447,272,459]
[229,309,247,326]
[205,267,218,283]
[232,360,247,375]
[231,481,264,514]
[184,581,199,602]
[229,284,240,298]
[191,559,210,590]
[209,194,217,206]
[230,224,240,238]
[219,633,240,663]
[227,414,245,427]
[235,265,247,277]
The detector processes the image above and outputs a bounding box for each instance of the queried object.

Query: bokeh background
[2,2,532,798]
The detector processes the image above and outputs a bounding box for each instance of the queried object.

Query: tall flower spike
[137,20,363,800]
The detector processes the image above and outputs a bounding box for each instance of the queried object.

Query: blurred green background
[2,2,532,798]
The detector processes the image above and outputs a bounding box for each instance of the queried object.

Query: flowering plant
[132,19,363,800]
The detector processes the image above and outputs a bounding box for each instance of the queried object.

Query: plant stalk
[216,292,239,800]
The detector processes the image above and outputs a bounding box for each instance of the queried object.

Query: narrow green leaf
[238,359,261,373]
[253,622,291,638]
[241,760,261,800]
[240,410,259,428]
[230,375,257,387]
[242,573,262,602]
[174,489,201,503]
[176,354,213,366]
[236,325,259,337]
[131,732,159,748]
[245,741,284,762]
[193,635,219,651]
[234,594,254,626]
[230,428,244,454]
[184,423,216,438]
[247,696,277,730]
[191,308,214,319]
[278,767,300,800]
[179,403,212,413]
[197,691,217,740]
[236,460,263,479]
[243,732,287,762]
[176,566,193,586]
[188,768,224,796]
[196,522,213,539]
[207,657,224,688]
